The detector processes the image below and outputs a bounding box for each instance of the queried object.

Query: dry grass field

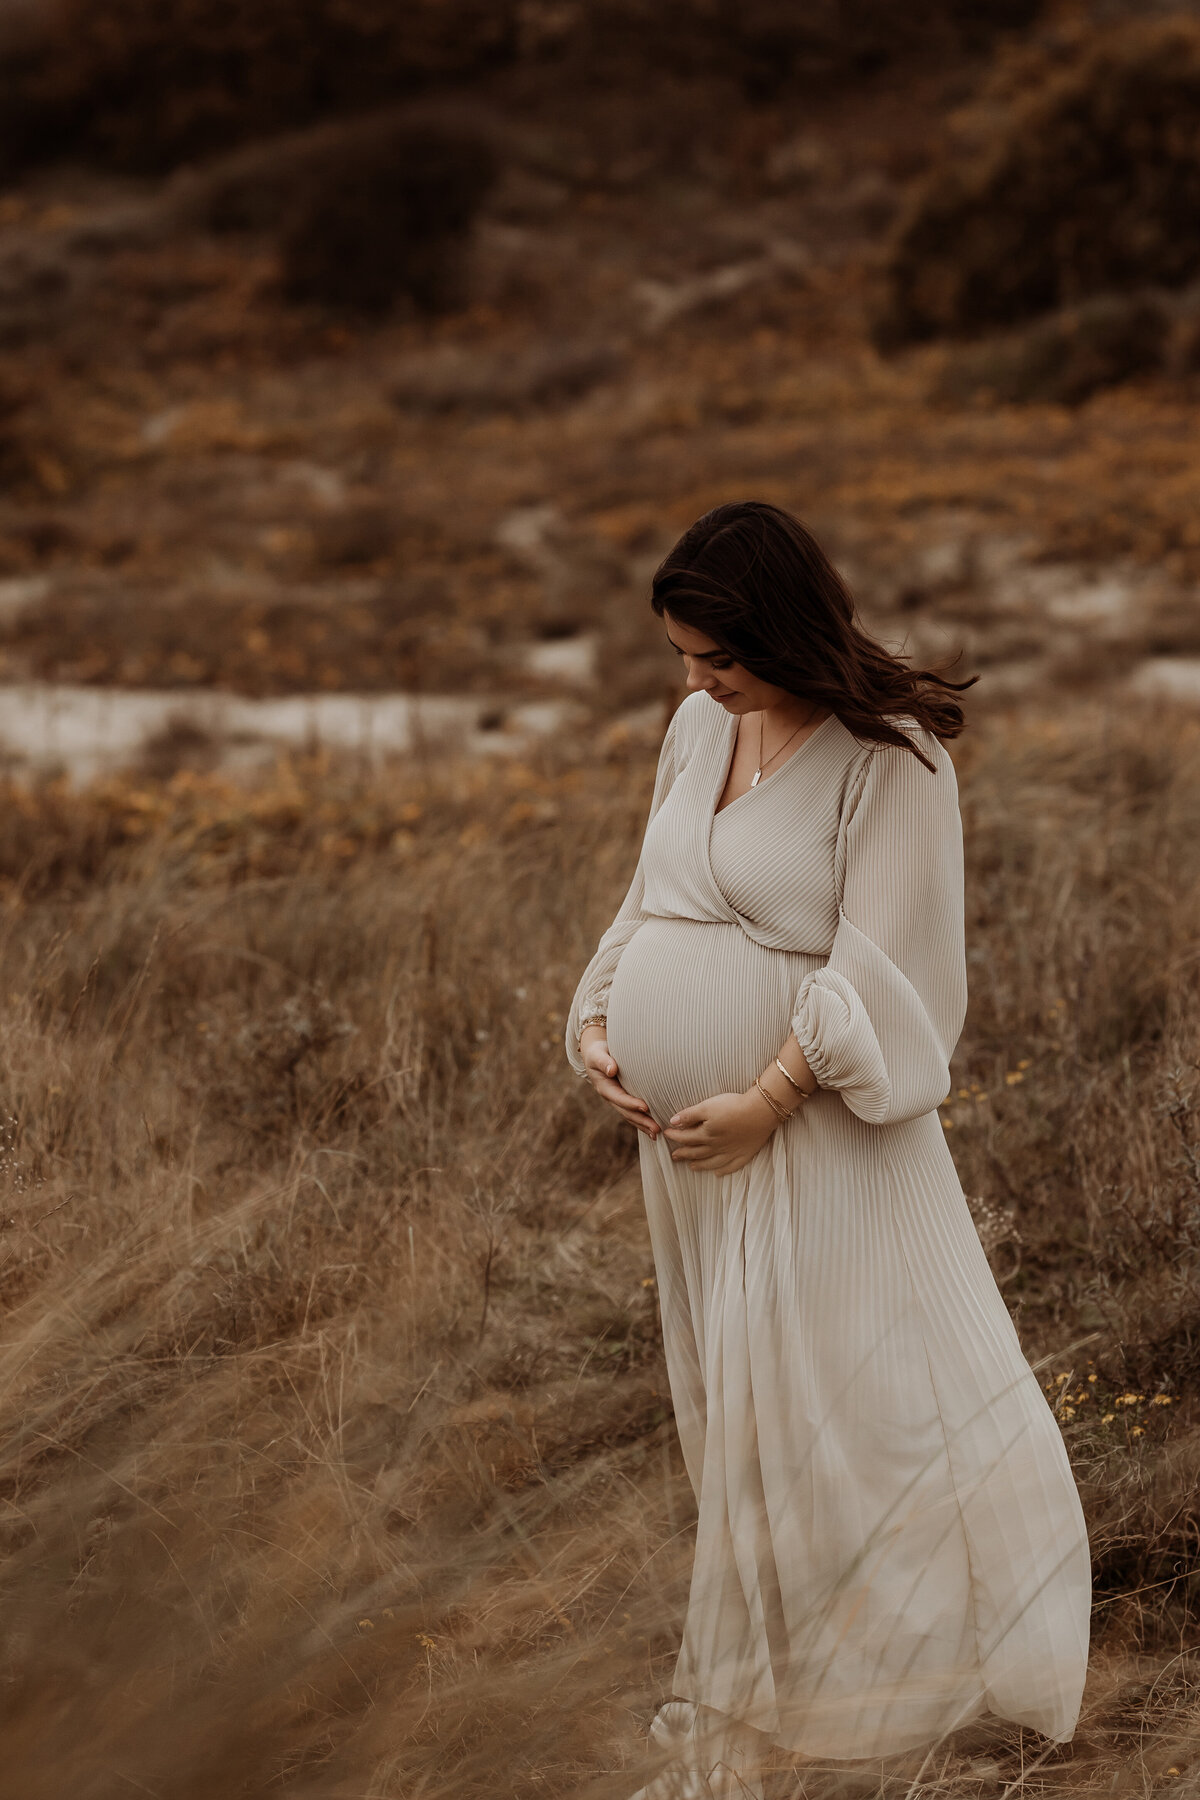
[0,693,1195,1797]
[2,1,1200,1790]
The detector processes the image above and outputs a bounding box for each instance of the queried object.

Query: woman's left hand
[662,1090,779,1175]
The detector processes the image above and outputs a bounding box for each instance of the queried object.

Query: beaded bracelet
[577,1014,608,1064]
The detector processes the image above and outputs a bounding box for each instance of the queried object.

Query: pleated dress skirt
[606,913,1090,1758]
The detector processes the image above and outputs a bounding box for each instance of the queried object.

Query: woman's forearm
[750,1033,818,1115]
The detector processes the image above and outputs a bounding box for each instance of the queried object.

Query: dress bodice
[637,695,864,957]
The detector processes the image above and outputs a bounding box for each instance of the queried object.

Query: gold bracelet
[753,1076,794,1122]
[774,1057,810,1096]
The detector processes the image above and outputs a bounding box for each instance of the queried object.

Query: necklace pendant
[750,768,761,787]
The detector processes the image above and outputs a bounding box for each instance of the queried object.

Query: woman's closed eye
[673,647,733,671]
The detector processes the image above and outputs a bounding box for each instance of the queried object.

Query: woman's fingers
[593,1074,649,1113]
[664,1122,708,1147]
[591,1076,659,1137]
[667,1105,705,1128]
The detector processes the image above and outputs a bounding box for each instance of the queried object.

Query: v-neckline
[712,707,836,818]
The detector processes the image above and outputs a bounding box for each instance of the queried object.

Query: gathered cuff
[791,968,891,1124]
[565,978,615,1077]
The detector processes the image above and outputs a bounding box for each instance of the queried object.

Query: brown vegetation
[0,0,515,175]
[0,699,1196,1793]
[1,8,1200,1786]
[0,0,1046,183]
[279,120,499,316]
[877,17,1200,346]
[933,292,1172,407]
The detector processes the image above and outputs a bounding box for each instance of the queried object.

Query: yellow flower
[1087,1374,1098,1383]
[1059,1406,1075,1421]
[1004,1070,1024,1085]
[1130,1426,1145,1438]
[357,1618,374,1632]
[1151,1394,1173,1406]
[1017,1058,1032,1070]
[416,1632,438,1650]
[1054,1372,1071,1386]
[1102,1413,1116,1423]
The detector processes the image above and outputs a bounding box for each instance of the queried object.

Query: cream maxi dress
[565,690,1090,1778]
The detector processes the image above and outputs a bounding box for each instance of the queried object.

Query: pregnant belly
[605,917,823,1124]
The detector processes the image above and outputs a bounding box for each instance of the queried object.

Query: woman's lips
[710,689,736,700]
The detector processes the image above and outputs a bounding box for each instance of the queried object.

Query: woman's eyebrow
[664,633,722,660]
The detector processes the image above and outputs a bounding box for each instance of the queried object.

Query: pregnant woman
[564,503,1090,1796]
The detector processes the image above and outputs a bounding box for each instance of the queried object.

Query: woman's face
[662,611,795,715]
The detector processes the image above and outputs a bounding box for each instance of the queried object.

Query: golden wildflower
[1017,1058,1032,1070]
[1130,1426,1145,1438]
[1087,1374,1098,1383]
[416,1632,438,1650]
[1054,1372,1071,1386]
[641,1277,656,1289]
[1004,1070,1024,1085]
[1059,1406,1075,1421]
[357,1618,374,1632]
[1151,1394,1173,1406]
[1102,1413,1115,1423]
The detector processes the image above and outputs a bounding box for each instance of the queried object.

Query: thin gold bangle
[753,1077,794,1122]
[774,1057,809,1096]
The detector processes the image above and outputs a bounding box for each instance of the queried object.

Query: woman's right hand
[579,1026,661,1140]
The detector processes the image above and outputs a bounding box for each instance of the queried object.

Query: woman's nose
[684,659,713,692]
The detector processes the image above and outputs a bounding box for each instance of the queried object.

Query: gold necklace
[751,703,817,787]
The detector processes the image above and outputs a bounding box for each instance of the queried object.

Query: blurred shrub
[0,0,1045,177]
[278,119,497,315]
[0,0,517,175]
[876,17,1200,346]
[529,0,1042,91]
[934,291,1171,406]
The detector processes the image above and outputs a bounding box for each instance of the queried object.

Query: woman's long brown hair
[650,501,975,772]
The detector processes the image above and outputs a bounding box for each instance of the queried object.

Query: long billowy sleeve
[563,710,680,1077]
[791,729,966,1125]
